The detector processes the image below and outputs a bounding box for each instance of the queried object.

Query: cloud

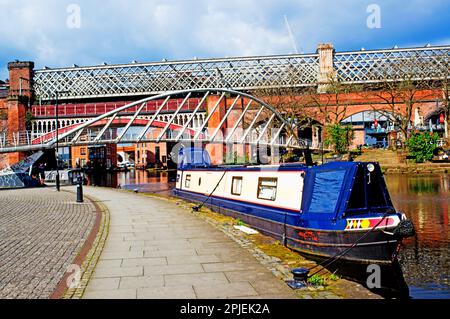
[0,0,449,80]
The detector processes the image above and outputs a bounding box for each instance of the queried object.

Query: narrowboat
[173,148,415,265]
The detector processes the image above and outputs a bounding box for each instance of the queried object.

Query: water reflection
[86,169,175,194]
[385,174,450,298]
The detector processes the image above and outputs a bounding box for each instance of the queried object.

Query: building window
[231,176,243,195]
[80,148,86,156]
[185,174,191,188]
[257,177,277,201]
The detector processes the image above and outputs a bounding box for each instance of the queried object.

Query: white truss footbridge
[0,89,313,154]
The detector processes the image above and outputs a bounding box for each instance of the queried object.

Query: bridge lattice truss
[33,45,450,100]
[0,89,310,154]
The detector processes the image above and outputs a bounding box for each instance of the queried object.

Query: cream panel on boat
[179,168,304,212]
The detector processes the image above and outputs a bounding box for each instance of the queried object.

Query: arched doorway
[341,110,396,148]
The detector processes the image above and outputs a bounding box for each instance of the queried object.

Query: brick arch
[340,107,400,123]
[419,101,444,122]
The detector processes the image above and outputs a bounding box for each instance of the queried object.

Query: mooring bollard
[285,268,310,289]
[76,175,84,203]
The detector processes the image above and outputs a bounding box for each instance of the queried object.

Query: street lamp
[55,90,69,192]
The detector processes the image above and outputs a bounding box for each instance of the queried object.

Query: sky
[0,0,449,80]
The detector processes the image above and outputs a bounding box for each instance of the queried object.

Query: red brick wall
[8,61,34,98]
[0,98,6,134]
[71,146,89,167]
[206,95,226,164]
[261,89,443,125]
[0,95,7,168]
[135,142,167,167]
[0,62,34,168]
[352,127,366,149]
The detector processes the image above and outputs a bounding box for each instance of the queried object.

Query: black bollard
[56,172,60,192]
[285,268,309,290]
[76,175,84,203]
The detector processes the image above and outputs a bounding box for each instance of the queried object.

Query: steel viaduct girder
[32,45,450,101]
[0,88,310,154]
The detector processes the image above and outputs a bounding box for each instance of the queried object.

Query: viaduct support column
[317,43,336,93]
[5,61,34,167]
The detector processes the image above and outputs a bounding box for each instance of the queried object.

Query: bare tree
[252,86,318,148]
[300,76,363,126]
[365,69,437,142]
[254,87,314,128]
[433,55,450,141]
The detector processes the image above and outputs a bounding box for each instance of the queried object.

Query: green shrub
[324,124,354,154]
[307,274,327,286]
[405,132,439,163]
[329,273,340,281]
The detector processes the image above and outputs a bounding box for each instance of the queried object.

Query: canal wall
[382,163,450,174]
[355,149,450,174]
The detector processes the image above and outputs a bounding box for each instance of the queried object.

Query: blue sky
[0,0,449,80]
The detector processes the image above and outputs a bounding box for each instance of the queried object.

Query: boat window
[231,176,243,195]
[176,174,180,183]
[257,177,277,201]
[198,177,202,186]
[185,174,191,188]
[308,170,346,214]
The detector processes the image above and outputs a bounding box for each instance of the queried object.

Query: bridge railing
[32,97,206,117]
[0,131,49,149]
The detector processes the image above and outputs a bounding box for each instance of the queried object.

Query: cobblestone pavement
[0,188,97,299]
[83,187,298,299]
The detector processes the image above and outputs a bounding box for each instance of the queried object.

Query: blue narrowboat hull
[173,188,400,265]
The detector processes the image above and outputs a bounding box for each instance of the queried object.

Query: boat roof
[179,161,365,172]
[180,162,307,171]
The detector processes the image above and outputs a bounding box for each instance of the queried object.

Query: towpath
[82,187,297,299]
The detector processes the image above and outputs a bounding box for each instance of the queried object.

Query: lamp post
[55,90,69,192]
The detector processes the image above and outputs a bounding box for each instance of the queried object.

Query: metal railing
[33,54,320,100]
[334,46,450,84]
[31,97,206,118]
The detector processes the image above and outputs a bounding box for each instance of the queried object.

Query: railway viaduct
[0,43,449,168]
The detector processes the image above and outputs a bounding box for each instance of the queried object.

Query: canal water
[384,174,450,299]
[86,170,450,299]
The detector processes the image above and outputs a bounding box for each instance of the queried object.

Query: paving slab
[193,282,259,299]
[119,275,164,289]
